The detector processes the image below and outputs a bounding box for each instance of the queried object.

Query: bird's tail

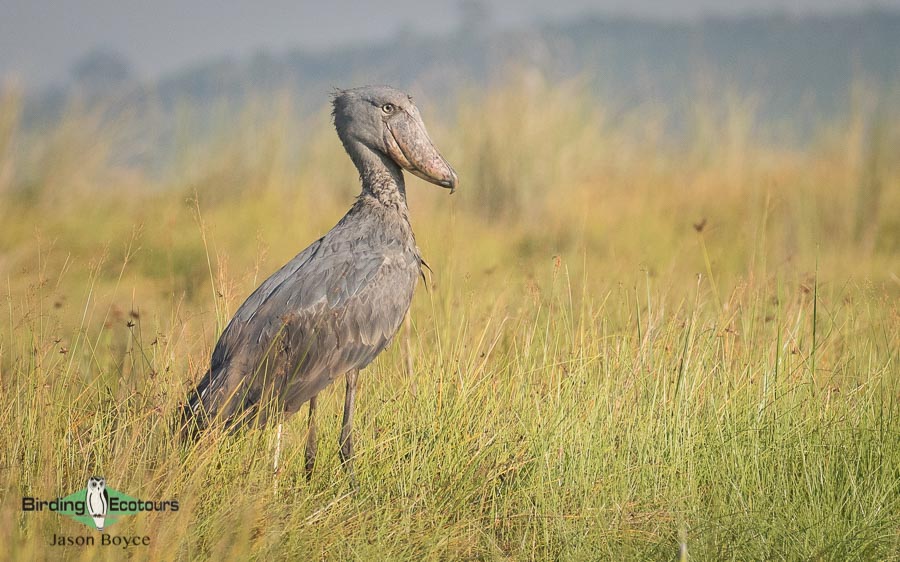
[178,369,213,442]
[178,362,275,442]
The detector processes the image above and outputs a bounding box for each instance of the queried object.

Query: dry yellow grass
[0,76,898,559]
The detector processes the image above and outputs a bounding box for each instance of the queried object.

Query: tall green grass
[0,77,898,560]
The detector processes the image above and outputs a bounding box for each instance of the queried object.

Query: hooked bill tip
[441,170,459,193]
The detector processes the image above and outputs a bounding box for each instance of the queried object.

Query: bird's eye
[381,103,396,114]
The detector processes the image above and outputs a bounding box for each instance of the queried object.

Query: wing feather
[188,219,420,429]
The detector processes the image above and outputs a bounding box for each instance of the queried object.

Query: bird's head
[332,85,458,193]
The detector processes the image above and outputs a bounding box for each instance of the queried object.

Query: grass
[0,77,898,560]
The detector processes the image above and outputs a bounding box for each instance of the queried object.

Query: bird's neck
[347,141,408,210]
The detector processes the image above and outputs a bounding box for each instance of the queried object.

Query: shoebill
[182,85,457,485]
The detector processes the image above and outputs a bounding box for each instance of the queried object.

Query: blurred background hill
[5,5,900,172]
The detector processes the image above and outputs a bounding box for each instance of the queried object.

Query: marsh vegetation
[0,78,898,559]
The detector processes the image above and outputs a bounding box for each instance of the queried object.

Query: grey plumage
[182,86,457,468]
[190,201,419,425]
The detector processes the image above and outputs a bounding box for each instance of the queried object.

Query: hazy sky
[1,0,894,89]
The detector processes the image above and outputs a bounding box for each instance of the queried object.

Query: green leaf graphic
[54,487,140,531]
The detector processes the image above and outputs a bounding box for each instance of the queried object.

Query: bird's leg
[403,311,416,397]
[273,422,283,497]
[339,369,359,488]
[305,395,318,480]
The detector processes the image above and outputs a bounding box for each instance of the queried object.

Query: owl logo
[85,476,109,532]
